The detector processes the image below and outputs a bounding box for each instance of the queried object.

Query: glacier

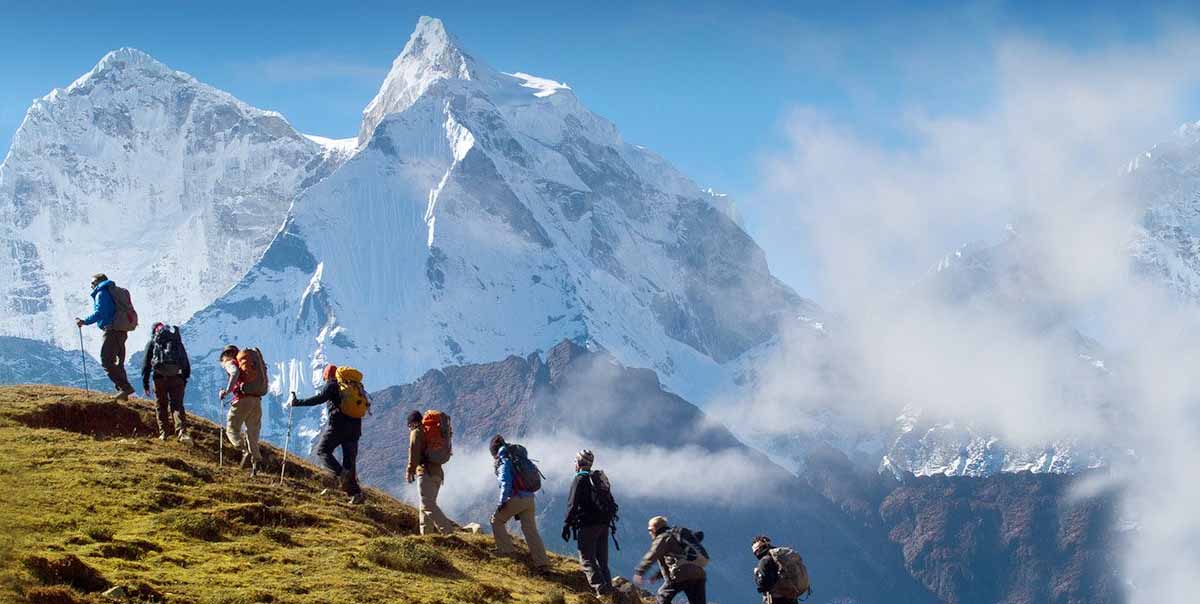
[0,48,342,351]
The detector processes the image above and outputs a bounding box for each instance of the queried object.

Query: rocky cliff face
[880,472,1122,604]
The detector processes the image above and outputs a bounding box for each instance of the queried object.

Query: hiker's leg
[112,331,131,392]
[225,402,246,450]
[656,582,682,604]
[420,474,457,533]
[516,497,549,567]
[314,426,343,476]
[242,396,263,463]
[340,437,361,495]
[682,579,706,604]
[597,525,612,592]
[100,330,132,392]
[167,376,188,436]
[152,376,171,436]
[578,525,607,594]
[490,498,520,554]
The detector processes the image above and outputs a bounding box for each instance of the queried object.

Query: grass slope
[0,385,598,604]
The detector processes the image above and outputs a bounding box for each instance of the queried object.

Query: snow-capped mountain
[180,17,812,432]
[0,48,341,349]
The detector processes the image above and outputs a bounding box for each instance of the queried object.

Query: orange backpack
[421,411,453,464]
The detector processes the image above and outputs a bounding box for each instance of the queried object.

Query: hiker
[633,516,708,604]
[289,364,370,505]
[74,273,136,400]
[752,535,812,604]
[489,435,550,570]
[218,345,268,476]
[562,449,617,599]
[140,323,192,443]
[406,410,460,534]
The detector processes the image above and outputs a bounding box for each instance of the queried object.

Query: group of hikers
[75,273,813,604]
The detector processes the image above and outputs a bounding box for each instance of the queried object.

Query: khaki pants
[490,495,549,567]
[226,396,262,462]
[417,473,458,535]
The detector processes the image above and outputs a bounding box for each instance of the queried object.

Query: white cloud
[747,27,1200,603]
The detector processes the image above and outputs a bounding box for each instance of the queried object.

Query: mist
[739,28,1200,603]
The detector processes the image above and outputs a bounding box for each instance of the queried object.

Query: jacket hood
[91,279,114,295]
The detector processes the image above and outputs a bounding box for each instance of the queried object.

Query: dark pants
[578,525,612,595]
[100,330,133,392]
[658,578,706,604]
[315,419,361,495]
[152,374,188,437]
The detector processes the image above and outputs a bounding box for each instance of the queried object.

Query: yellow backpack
[334,366,370,419]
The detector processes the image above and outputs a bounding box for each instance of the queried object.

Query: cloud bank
[744,26,1200,603]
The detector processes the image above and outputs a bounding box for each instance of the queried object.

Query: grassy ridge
[0,385,597,604]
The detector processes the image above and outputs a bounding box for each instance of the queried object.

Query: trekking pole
[279,395,294,486]
[217,391,224,468]
[78,325,89,393]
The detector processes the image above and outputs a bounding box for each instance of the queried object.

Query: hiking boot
[338,469,354,491]
[178,433,193,445]
[157,432,167,441]
[347,493,366,505]
[113,390,130,402]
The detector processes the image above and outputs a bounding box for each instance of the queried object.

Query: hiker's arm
[563,475,580,525]
[405,429,421,481]
[80,289,112,325]
[140,339,154,391]
[179,340,191,381]
[497,456,515,505]
[634,535,668,577]
[755,556,777,593]
[222,364,241,397]
[293,382,336,407]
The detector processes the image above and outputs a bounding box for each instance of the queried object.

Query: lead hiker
[74,273,137,400]
[562,449,618,600]
[633,516,709,604]
[752,535,812,604]
[289,364,369,505]
[218,345,268,476]
[488,435,550,571]
[140,323,192,443]
[406,410,460,534]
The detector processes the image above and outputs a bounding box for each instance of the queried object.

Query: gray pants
[578,524,613,595]
[225,396,262,462]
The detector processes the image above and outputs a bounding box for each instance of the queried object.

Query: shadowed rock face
[880,472,1121,604]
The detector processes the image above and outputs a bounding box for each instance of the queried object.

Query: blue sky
[1,0,1194,295]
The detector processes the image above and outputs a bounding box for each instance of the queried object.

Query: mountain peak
[358,16,492,144]
[58,47,185,99]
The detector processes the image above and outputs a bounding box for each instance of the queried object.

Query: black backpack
[150,326,187,377]
[589,469,621,550]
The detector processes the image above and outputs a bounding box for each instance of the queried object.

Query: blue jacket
[496,445,534,506]
[81,280,116,329]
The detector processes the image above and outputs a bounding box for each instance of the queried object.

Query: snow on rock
[0,48,342,351]
[181,17,812,440]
